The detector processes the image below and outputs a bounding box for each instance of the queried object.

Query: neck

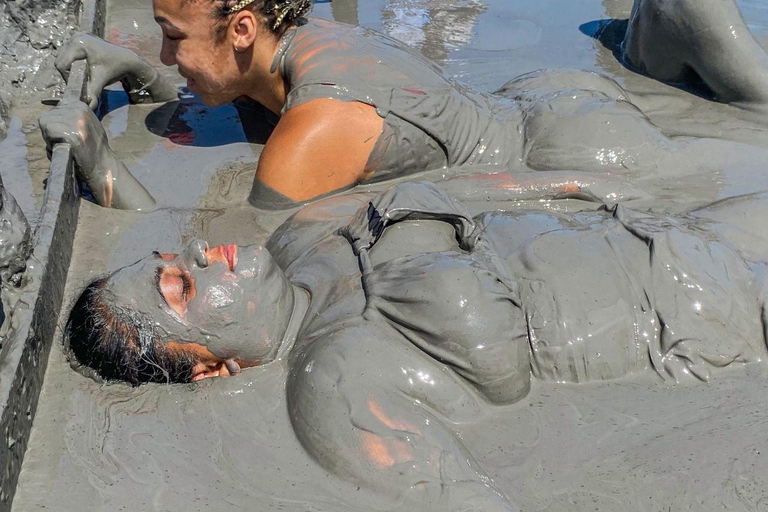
[245,67,286,114]
[274,285,310,360]
[241,29,292,114]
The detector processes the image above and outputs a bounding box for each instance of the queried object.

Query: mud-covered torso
[267,185,766,391]
[479,207,766,384]
[277,18,524,181]
[267,186,530,404]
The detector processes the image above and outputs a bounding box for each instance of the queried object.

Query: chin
[197,94,228,107]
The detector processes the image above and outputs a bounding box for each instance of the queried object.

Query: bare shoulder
[256,98,384,202]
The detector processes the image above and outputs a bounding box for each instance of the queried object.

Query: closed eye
[180,273,191,301]
[156,266,196,316]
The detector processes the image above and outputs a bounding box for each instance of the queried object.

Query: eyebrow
[154,16,182,31]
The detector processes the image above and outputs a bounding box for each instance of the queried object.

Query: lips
[224,244,238,272]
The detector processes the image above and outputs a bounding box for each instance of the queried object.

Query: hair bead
[270,0,313,30]
[226,0,257,14]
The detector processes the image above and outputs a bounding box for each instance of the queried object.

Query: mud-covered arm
[287,324,515,511]
[426,168,649,206]
[56,32,178,110]
[39,101,156,210]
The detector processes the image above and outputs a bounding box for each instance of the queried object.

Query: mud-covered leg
[498,70,674,174]
[287,325,519,511]
[624,0,768,107]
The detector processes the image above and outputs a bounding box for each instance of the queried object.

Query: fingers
[39,115,73,150]
[56,33,112,109]
[85,68,116,110]
[55,33,89,82]
[38,101,92,149]
[86,84,101,110]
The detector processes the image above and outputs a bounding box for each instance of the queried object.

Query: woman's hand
[39,101,156,210]
[55,33,178,109]
[39,101,112,186]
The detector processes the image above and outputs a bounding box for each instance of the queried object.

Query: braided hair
[203,0,313,35]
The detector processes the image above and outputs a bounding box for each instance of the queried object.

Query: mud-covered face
[102,240,295,368]
[153,0,241,106]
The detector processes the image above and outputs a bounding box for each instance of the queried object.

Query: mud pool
[8,0,768,510]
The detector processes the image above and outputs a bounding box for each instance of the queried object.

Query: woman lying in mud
[43,0,768,210]
[67,181,768,510]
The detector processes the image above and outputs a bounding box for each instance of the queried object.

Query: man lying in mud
[66,181,768,510]
[41,0,768,210]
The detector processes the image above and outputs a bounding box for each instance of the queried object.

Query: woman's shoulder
[282,17,450,100]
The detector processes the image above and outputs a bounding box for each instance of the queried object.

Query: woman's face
[103,240,295,372]
[152,0,240,105]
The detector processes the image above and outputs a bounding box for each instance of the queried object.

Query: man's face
[104,240,293,369]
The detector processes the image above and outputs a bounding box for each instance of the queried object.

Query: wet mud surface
[11,0,768,510]
[0,0,80,223]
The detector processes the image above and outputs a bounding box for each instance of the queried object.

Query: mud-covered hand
[39,101,112,185]
[39,101,156,210]
[55,32,178,109]
[338,181,477,255]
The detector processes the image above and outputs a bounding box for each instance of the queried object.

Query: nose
[179,239,208,268]
[159,37,176,67]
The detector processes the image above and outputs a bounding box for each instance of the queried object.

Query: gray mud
[12,0,768,510]
[0,0,79,225]
[0,0,78,124]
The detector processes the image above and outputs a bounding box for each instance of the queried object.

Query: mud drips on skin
[14,0,768,510]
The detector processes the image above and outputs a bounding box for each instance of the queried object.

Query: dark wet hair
[66,278,199,386]
[188,0,313,38]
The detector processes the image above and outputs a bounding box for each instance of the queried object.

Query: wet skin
[104,239,296,379]
[624,0,768,109]
[38,102,156,210]
[51,0,384,204]
[95,180,768,510]
[56,32,178,109]
[46,0,768,210]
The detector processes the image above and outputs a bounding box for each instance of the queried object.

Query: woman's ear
[231,10,258,52]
